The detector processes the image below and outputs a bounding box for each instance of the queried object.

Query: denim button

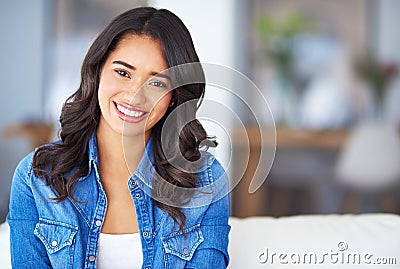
[143,231,148,237]
[95,220,102,227]
[135,193,140,198]
[131,180,136,186]
[51,240,58,247]
[183,248,189,255]
[89,256,95,262]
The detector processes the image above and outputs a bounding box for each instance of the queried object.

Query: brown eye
[115,69,130,78]
[149,80,167,88]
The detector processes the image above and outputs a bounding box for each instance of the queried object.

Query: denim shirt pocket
[162,224,204,268]
[34,218,78,268]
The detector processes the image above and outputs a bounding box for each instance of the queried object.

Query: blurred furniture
[336,122,400,190]
[231,127,349,217]
[233,127,349,149]
[335,122,400,212]
[2,214,400,268]
[3,122,54,150]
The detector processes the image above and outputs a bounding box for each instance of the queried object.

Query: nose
[124,79,146,105]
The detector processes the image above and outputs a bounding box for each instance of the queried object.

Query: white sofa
[228,214,400,268]
[0,221,10,269]
[1,214,400,268]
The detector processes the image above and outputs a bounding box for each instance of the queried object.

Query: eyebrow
[150,72,171,82]
[112,60,171,81]
[113,60,135,70]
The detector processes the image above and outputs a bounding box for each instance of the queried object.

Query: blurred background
[1,0,400,223]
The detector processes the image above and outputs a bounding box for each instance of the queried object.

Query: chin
[120,126,147,138]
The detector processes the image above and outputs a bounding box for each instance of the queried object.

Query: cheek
[97,85,108,114]
[155,93,172,114]
[147,93,172,123]
[98,72,111,96]
[97,72,118,108]
[97,73,108,104]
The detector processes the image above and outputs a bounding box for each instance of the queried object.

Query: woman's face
[97,34,172,140]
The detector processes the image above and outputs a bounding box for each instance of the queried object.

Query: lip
[113,101,149,123]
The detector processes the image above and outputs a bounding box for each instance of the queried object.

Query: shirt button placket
[90,178,106,268]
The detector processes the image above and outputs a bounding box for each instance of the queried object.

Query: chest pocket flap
[34,218,78,254]
[162,224,204,261]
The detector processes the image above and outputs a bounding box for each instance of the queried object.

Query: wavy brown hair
[33,7,216,232]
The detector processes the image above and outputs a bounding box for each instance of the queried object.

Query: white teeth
[116,104,144,118]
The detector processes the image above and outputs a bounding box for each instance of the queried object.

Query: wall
[375,0,400,122]
[0,0,48,222]
[376,0,400,61]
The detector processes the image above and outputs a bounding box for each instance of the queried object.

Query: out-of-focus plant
[256,12,316,82]
[353,53,398,104]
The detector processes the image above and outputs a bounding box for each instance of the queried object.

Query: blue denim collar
[85,131,155,184]
[88,131,99,168]
[85,132,224,208]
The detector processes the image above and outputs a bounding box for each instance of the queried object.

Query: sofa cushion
[0,221,11,269]
[228,214,400,269]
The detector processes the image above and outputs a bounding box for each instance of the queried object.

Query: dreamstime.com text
[258,242,397,265]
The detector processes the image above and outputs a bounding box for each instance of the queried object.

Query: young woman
[7,7,230,269]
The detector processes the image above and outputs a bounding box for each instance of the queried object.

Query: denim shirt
[7,134,230,269]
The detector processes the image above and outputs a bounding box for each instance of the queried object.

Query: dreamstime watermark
[258,242,397,265]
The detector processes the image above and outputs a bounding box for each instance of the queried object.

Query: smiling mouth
[114,102,149,122]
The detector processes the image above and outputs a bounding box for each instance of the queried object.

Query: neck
[96,124,149,180]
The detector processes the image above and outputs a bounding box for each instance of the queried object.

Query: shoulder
[13,151,35,185]
[157,151,230,234]
[7,151,38,221]
[14,140,62,172]
[12,140,60,182]
[196,151,229,205]
[178,151,230,211]
[17,150,35,168]
[197,151,228,186]
[11,143,58,191]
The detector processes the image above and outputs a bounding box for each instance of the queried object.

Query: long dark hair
[33,7,215,232]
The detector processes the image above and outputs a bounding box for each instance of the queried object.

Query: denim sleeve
[186,158,231,268]
[6,154,52,268]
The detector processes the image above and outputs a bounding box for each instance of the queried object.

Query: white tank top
[97,233,143,269]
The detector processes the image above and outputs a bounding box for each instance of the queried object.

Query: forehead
[108,34,168,71]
